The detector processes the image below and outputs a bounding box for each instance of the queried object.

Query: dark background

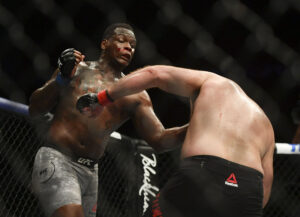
[0,0,299,142]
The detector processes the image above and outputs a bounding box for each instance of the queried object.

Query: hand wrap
[76,90,113,114]
[97,90,114,106]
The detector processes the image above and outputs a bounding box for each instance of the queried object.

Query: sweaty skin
[29,30,186,161]
[106,65,275,208]
[29,28,187,217]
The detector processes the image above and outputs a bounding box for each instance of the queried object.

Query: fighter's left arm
[261,141,275,208]
[131,91,188,153]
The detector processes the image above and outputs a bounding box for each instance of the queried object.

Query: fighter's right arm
[107,65,212,100]
[76,65,212,113]
[29,48,84,117]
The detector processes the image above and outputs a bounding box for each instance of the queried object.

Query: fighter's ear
[101,39,108,50]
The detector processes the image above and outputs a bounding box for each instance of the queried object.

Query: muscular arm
[131,91,188,153]
[29,49,84,117]
[29,69,61,117]
[261,141,275,208]
[107,65,212,100]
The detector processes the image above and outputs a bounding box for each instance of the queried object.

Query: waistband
[181,155,263,180]
[44,143,98,168]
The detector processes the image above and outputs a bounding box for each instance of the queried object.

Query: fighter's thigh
[81,166,98,217]
[32,148,82,217]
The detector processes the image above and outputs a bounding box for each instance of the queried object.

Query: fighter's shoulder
[202,74,234,88]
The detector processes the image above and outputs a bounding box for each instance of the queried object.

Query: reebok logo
[225,173,238,187]
[91,203,97,213]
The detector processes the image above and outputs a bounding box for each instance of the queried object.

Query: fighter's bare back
[105,65,274,177]
[181,74,274,174]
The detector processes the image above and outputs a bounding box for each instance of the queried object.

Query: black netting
[263,155,300,217]
[0,111,44,217]
[0,109,299,217]
[97,136,137,217]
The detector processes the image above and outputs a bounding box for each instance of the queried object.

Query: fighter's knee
[51,204,84,217]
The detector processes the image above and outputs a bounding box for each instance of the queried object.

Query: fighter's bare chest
[72,73,114,96]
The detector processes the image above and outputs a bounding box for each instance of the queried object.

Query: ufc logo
[77,157,92,166]
[39,168,47,176]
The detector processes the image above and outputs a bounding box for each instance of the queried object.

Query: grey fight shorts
[32,146,98,217]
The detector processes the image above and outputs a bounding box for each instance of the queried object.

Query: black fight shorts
[152,155,263,217]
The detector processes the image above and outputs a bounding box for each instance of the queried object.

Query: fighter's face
[105,27,136,67]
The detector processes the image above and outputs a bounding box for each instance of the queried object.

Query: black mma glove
[76,93,99,113]
[57,48,76,78]
[76,90,113,114]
